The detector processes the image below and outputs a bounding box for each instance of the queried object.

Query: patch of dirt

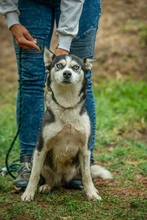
[93,0,147,80]
[94,177,147,200]
[0,16,17,89]
[93,161,147,201]
[123,128,147,143]
[9,215,36,220]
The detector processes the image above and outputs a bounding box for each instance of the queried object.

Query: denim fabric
[14,0,101,164]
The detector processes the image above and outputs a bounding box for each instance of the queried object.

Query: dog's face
[44,48,94,86]
[50,56,85,85]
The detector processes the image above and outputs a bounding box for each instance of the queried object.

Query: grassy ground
[0,76,147,220]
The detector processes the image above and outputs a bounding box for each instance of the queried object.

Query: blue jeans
[14,0,101,164]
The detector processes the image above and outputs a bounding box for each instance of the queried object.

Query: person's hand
[10,24,41,51]
[45,48,69,74]
[55,48,69,56]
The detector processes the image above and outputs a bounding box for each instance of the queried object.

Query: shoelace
[19,162,32,177]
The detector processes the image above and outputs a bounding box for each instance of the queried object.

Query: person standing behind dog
[0,0,101,189]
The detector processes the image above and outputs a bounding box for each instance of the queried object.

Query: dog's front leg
[21,149,47,202]
[79,150,102,201]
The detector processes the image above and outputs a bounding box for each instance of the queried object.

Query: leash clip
[1,167,8,177]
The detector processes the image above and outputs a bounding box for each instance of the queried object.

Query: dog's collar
[51,92,61,106]
[51,91,84,109]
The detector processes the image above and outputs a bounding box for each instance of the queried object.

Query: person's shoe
[64,179,83,190]
[13,155,32,190]
[64,160,95,190]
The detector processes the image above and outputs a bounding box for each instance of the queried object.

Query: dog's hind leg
[21,149,47,202]
[39,183,52,193]
[79,149,102,201]
[39,166,54,193]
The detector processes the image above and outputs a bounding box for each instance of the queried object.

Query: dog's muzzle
[63,71,72,83]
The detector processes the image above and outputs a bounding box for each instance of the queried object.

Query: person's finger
[16,37,41,51]
[45,69,50,74]
[24,31,37,44]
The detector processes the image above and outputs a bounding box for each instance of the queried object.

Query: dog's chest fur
[42,101,89,169]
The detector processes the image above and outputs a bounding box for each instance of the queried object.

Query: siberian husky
[21,48,112,202]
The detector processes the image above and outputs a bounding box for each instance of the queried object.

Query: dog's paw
[87,191,102,201]
[85,186,102,201]
[21,191,35,202]
[39,184,51,193]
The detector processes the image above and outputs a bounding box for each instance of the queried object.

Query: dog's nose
[63,71,71,79]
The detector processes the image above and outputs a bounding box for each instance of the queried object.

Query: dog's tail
[90,165,112,179]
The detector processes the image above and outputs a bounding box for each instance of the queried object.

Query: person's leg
[13,0,56,188]
[70,0,101,165]
[62,0,101,190]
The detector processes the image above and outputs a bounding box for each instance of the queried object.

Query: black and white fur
[21,48,112,202]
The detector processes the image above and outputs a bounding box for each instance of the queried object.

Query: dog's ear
[83,58,95,72]
[44,48,55,68]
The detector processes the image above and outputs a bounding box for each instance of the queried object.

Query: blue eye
[72,65,79,70]
[56,63,64,69]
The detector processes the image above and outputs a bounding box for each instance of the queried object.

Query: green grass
[0,77,147,220]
